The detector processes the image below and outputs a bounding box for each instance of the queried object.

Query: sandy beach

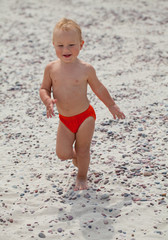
[0,0,168,239]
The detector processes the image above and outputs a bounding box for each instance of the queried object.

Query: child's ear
[80,40,84,49]
[53,40,56,46]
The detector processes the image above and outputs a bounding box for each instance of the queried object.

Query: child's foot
[74,176,88,191]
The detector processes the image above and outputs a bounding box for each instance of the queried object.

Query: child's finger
[47,109,53,118]
[120,112,125,119]
[52,99,57,104]
[122,113,126,119]
[48,112,50,118]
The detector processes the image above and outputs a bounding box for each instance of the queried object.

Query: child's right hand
[46,99,57,118]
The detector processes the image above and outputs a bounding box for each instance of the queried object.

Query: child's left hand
[109,104,125,119]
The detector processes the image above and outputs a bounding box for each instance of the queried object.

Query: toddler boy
[40,18,125,191]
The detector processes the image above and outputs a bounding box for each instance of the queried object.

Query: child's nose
[63,46,70,51]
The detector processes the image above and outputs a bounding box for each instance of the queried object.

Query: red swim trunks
[59,105,96,133]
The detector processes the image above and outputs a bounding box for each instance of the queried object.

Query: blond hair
[53,18,83,43]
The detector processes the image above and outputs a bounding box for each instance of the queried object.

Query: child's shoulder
[80,61,96,77]
[45,60,59,69]
[79,60,95,71]
[44,60,60,73]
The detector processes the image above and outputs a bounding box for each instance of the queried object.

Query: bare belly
[53,83,89,116]
[55,98,90,117]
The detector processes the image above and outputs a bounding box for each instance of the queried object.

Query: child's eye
[58,45,63,47]
[69,44,75,47]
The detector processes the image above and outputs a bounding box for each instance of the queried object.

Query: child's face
[53,29,84,63]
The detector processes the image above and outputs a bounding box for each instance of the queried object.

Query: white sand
[0,0,168,239]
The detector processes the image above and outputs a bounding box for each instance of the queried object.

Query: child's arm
[88,65,125,119]
[39,64,57,118]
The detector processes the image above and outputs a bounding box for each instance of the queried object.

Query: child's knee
[56,149,72,161]
[77,146,90,157]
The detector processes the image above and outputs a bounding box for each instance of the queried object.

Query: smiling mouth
[63,54,72,58]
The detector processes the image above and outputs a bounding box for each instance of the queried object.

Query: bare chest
[51,69,88,89]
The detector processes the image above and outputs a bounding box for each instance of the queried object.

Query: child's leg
[74,117,95,191]
[72,147,78,167]
[56,120,76,160]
